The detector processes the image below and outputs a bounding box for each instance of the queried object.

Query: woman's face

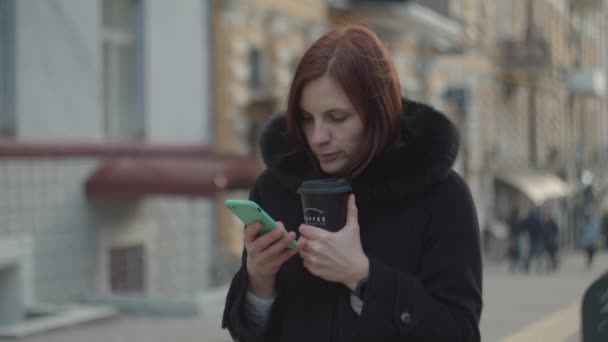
[299,74,365,175]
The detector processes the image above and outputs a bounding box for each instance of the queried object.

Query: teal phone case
[224,199,298,249]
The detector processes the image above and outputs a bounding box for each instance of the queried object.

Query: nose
[310,123,331,146]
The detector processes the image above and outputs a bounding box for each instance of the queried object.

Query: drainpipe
[526,0,538,168]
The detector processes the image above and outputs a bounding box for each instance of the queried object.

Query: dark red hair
[286,24,402,178]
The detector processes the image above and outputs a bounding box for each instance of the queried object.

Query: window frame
[248,47,269,91]
[102,0,145,140]
[109,244,146,293]
[0,0,16,137]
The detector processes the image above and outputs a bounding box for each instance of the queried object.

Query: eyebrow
[301,108,352,116]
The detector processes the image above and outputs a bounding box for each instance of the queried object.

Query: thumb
[345,194,359,229]
[296,237,307,252]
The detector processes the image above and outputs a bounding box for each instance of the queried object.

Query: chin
[319,162,346,176]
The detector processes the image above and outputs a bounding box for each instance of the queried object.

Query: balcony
[570,0,607,11]
[337,0,461,43]
[500,35,551,76]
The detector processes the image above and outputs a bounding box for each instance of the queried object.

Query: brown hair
[286,24,402,178]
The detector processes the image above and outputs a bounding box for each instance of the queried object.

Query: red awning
[85,156,265,198]
[0,140,215,158]
[0,140,264,198]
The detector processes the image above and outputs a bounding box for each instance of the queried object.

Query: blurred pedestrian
[523,208,545,274]
[507,208,523,272]
[581,210,601,270]
[222,24,482,342]
[540,206,559,273]
[581,186,607,270]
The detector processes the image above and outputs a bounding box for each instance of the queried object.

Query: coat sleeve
[221,176,281,342]
[353,174,483,341]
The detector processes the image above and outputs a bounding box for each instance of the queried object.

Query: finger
[250,224,286,254]
[299,249,310,263]
[244,222,263,244]
[272,246,299,268]
[299,249,317,266]
[299,247,308,259]
[345,194,359,228]
[296,237,308,252]
[302,239,319,253]
[264,231,297,257]
[299,224,329,240]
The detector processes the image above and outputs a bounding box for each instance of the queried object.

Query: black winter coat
[222,100,483,341]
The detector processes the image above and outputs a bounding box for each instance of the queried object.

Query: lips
[318,152,340,162]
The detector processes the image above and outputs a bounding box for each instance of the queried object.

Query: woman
[582,207,601,269]
[222,24,482,342]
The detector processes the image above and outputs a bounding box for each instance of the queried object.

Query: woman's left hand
[298,194,369,291]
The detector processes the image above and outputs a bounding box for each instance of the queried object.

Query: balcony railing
[343,0,460,42]
[500,35,551,76]
[570,0,607,11]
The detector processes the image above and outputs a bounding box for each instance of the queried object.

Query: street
[2,1,607,341]
[3,252,606,342]
[482,252,607,341]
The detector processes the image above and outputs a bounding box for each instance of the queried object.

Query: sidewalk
[0,314,231,342]
[4,251,606,342]
[482,251,608,341]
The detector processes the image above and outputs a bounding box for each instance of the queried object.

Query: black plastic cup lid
[297,179,352,195]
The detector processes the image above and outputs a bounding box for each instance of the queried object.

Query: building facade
[0,0,232,325]
[328,0,607,251]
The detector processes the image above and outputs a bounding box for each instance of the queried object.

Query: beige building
[330,0,497,226]
[327,0,607,248]
[211,0,329,259]
[453,0,607,248]
[444,0,607,249]
[210,0,607,253]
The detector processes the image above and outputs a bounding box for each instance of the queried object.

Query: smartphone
[224,199,298,249]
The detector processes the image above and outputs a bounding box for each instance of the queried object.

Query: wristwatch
[353,276,369,299]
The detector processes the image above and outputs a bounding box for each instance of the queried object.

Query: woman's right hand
[245,222,300,299]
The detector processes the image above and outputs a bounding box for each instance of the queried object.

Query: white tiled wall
[15,0,103,141]
[0,159,218,305]
[0,236,34,307]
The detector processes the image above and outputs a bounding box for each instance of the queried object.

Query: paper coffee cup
[297,179,352,232]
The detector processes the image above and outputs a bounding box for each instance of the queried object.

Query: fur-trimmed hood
[259,99,460,205]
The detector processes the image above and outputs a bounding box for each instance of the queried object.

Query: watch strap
[353,276,369,299]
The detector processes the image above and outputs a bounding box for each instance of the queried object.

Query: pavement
[482,251,608,342]
[2,251,606,342]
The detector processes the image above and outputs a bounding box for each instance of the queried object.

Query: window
[248,48,268,91]
[103,0,144,140]
[110,245,145,293]
[496,0,513,38]
[0,0,15,137]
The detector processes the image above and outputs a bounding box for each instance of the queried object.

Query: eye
[329,114,348,122]
[301,115,313,123]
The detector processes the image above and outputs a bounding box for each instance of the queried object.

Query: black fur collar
[260,99,460,205]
